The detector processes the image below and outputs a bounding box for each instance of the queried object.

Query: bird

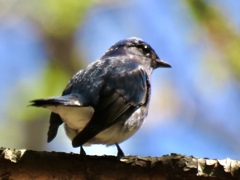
[30,37,171,158]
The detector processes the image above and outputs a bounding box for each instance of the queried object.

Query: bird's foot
[80,146,86,157]
[115,143,124,160]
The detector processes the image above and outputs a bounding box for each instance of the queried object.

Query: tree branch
[0,147,239,179]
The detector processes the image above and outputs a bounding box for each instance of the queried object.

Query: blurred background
[0,0,240,159]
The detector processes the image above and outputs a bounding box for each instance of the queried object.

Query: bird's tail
[29,94,85,107]
[29,94,87,143]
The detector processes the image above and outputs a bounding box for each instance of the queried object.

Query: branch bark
[0,147,239,180]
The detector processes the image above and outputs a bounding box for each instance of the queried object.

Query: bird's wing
[72,60,150,147]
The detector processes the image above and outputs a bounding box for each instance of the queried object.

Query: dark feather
[30,94,90,107]
[72,93,138,147]
[72,61,149,147]
[47,112,63,142]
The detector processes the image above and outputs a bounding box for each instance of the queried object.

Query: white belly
[47,105,147,146]
[85,107,147,145]
[86,121,141,146]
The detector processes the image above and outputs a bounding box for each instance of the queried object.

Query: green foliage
[26,0,97,37]
[2,0,97,123]
[185,0,240,80]
[6,64,71,121]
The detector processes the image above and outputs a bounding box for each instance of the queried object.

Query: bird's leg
[80,146,86,156]
[115,143,124,159]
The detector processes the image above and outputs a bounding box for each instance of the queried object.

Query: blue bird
[30,37,171,158]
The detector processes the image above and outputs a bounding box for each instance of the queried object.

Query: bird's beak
[156,58,171,68]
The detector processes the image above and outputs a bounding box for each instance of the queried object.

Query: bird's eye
[141,45,151,57]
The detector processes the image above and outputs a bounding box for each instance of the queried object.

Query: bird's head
[102,37,171,70]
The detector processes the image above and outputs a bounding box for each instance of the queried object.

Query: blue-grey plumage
[30,37,171,158]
